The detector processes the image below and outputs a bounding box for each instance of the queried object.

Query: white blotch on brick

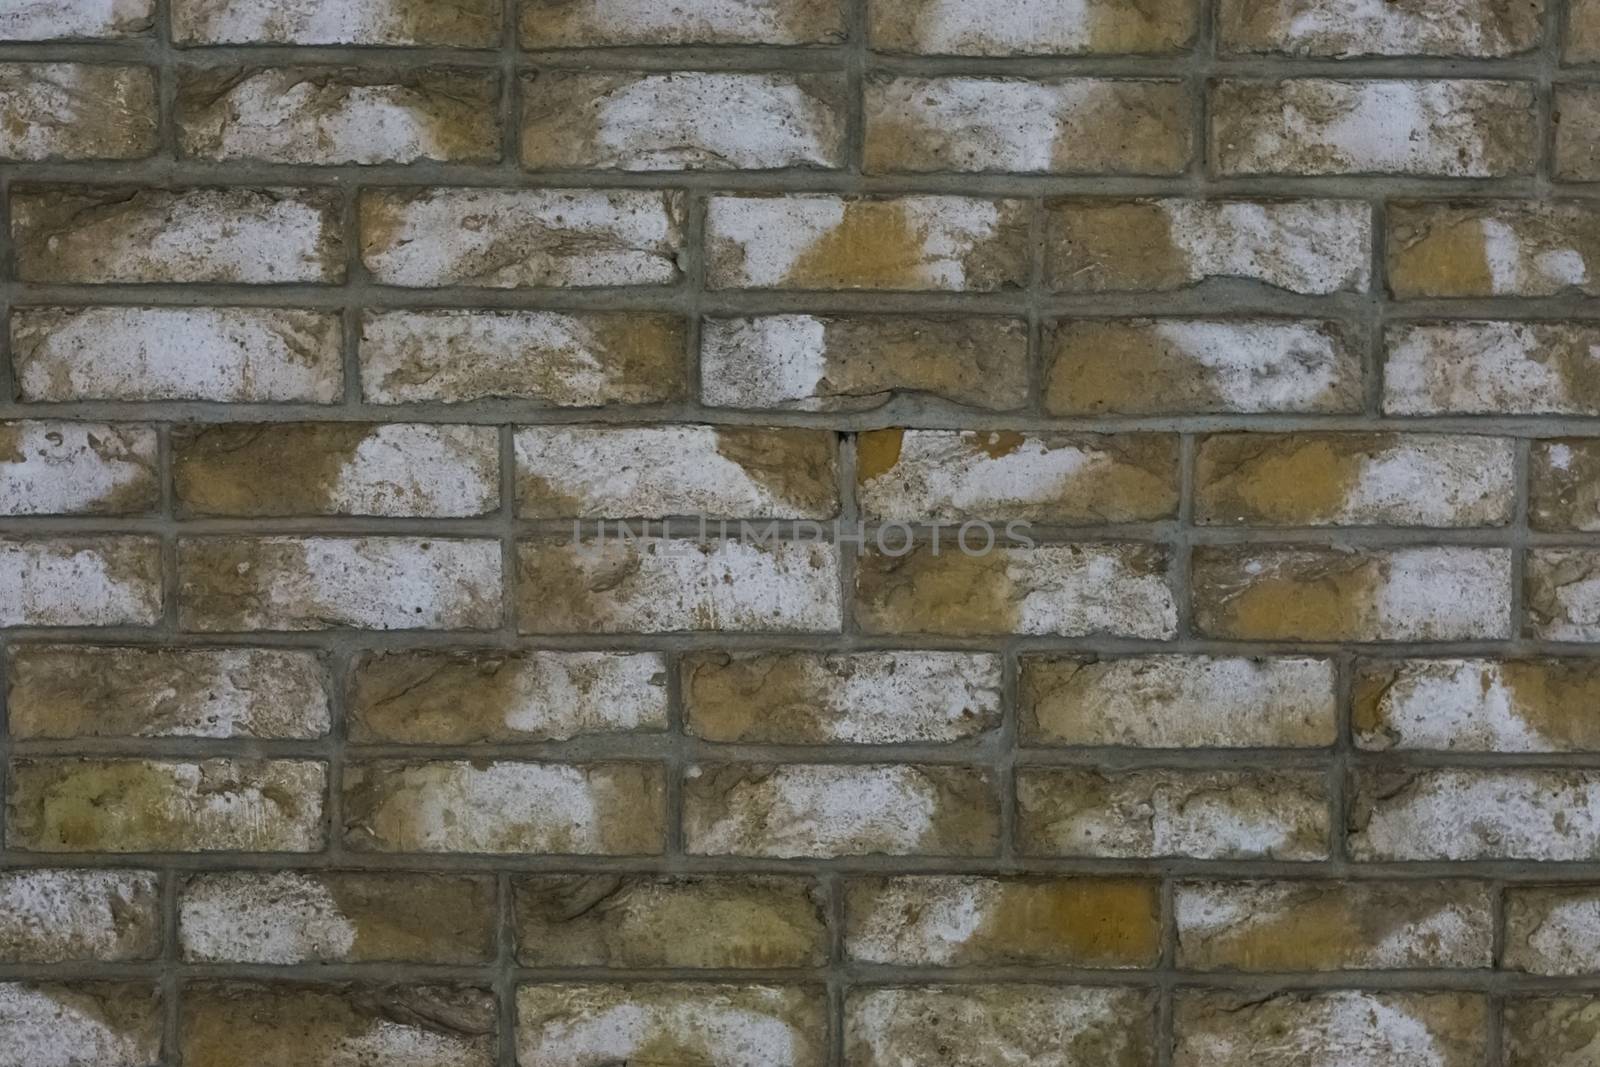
[699,315,829,408]
[1154,320,1347,409]
[331,425,498,517]
[1384,322,1591,415]
[0,0,150,39]
[0,539,157,627]
[1353,770,1600,860]
[0,871,156,962]
[1511,893,1600,974]
[1358,660,1556,752]
[898,0,1101,53]
[1163,200,1372,293]
[173,0,482,43]
[0,985,158,1067]
[180,872,356,963]
[999,546,1178,638]
[0,423,155,515]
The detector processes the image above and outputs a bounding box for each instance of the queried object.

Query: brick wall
[2,0,1599,1064]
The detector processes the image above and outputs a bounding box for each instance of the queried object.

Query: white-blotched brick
[0,538,161,628]
[0,983,161,1067]
[1176,991,1485,1067]
[521,0,844,46]
[172,0,501,45]
[1355,658,1600,752]
[1385,322,1600,415]
[1351,769,1600,860]
[0,871,159,963]
[0,423,158,515]
[870,0,1195,55]
[1219,0,1543,57]
[0,0,153,39]
[0,65,155,160]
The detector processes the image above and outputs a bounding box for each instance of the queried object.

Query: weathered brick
[1506,888,1600,975]
[1355,658,1600,752]
[0,0,152,39]
[522,0,844,45]
[0,65,155,160]
[1573,0,1600,61]
[705,194,1029,290]
[517,984,827,1067]
[1505,998,1600,1067]
[8,758,326,853]
[0,423,157,516]
[174,424,499,518]
[1349,769,1600,860]
[1021,655,1337,747]
[11,307,344,403]
[870,0,1195,55]
[1534,440,1600,530]
[178,68,500,164]
[343,760,666,854]
[517,425,837,519]
[1045,197,1371,294]
[0,983,161,1067]
[8,645,331,740]
[848,986,1156,1067]
[514,875,827,968]
[178,537,502,632]
[181,983,495,1067]
[1219,0,1543,56]
[1196,433,1516,527]
[844,876,1160,966]
[179,872,495,964]
[0,870,159,963]
[361,309,685,406]
[360,188,684,288]
[1387,201,1600,298]
[1386,322,1600,415]
[683,763,998,857]
[865,77,1190,174]
[682,650,1002,744]
[1175,991,1485,1067]
[1192,545,1513,641]
[1527,549,1600,642]
[1017,768,1330,859]
[172,0,501,45]
[522,72,845,171]
[0,538,161,628]
[1212,79,1537,176]
[856,543,1177,637]
[1556,86,1600,181]
[857,429,1179,523]
[518,539,841,634]
[1176,880,1494,970]
[700,314,1028,411]
[12,186,344,283]
[349,649,668,744]
[1045,318,1362,415]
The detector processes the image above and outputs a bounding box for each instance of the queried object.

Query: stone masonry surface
[4,0,1600,1065]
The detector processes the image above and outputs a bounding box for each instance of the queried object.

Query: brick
[1505,998,1600,1067]
[1045,318,1362,415]
[682,650,1002,744]
[0,422,157,516]
[870,0,1195,55]
[0,538,161,628]
[518,539,841,634]
[0,870,159,963]
[11,307,344,403]
[683,763,998,857]
[517,984,827,1067]
[178,537,502,632]
[0,0,152,39]
[178,68,500,165]
[522,0,843,45]
[1021,655,1337,748]
[1386,322,1600,415]
[1556,86,1600,181]
[1506,888,1600,975]
[361,309,685,406]
[1527,549,1600,641]
[1045,197,1371,294]
[0,65,155,160]
[179,872,495,964]
[699,314,1028,411]
[514,875,827,968]
[1175,991,1485,1067]
[848,985,1156,1067]
[864,77,1190,174]
[844,876,1160,966]
[522,71,845,171]
[1387,201,1600,298]
[1349,769,1600,860]
[13,186,344,284]
[174,424,499,517]
[856,429,1180,523]
[349,649,668,744]
[7,758,326,853]
[8,645,331,740]
[1534,440,1600,530]
[516,425,837,519]
[343,760,666,854]
[1176,881,1494,970]
[1192,545,1513,642]
[1354,658,1600,752]
[360,188,685,288]
[1219,0,1543,56]
[1212,79,1537,176]
[705,194,1029,290]
[181,983,495,1067]
[1017,768,1329,859]
[1196,433,1516,527]
[172,0,501,45]
[1573,0,1600,61]
[856,543,1177,637]
[0,983,161,1067]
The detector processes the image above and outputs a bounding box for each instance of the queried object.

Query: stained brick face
[4,1,1596,1063]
